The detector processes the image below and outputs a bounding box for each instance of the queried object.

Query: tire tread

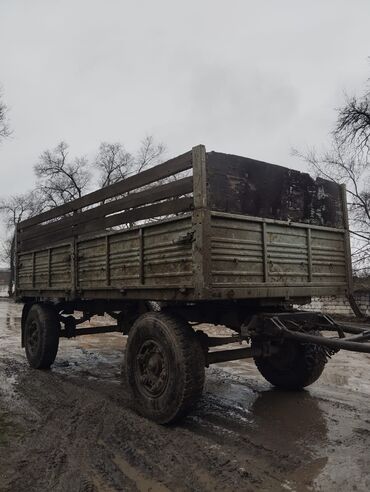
[253,331,327,390]
[25,303,60,369]
[125,311,205,423]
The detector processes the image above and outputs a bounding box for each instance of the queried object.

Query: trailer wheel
[252,333,327,390]
[24,304,60,369]
[125,312,205,424]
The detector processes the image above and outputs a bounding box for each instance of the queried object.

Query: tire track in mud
[1,301,370,491]
[0,356,324,492]
[0,357,306,492]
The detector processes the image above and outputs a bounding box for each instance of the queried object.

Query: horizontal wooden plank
[15,283,346,302]
[19,150,193,230]
[19,197,194,252]
[20,176,193,242]
[15,286,195,301]
[211,211,346,233]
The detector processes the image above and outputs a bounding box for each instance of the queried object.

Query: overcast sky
[0,0,370,200]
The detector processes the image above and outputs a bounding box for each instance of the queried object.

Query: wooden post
[48,248,52,288]
[306,228,312,283]
[262,222,269,283]
[139,228,144,284]
[105,235,111,286]
[340,184,353,293]
[192,145,211,298]
[70,238,77,299]
[192,144,207,209]
[31,251,36,289]
[340,184,364,317]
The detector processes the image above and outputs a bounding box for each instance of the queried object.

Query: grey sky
[0,0,370,199]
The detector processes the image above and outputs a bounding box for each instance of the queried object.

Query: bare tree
[95,142,134,188]
[35,141,91,207]
[95,136,166,188]
[0,88,11,142]
[292,86,370,275]
[0,192,44,295]
[0,236,13,265]
[94,136,167,229]
[135,135,166,174]
[0,192,44,230]
[336,93,370,158]
[0,136,166,292]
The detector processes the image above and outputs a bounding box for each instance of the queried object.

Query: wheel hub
[136,340,169,397]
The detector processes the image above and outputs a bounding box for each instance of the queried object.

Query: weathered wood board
[206,152,344,228]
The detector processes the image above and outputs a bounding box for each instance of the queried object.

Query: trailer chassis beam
[59,323,122,338]
[207,344,279,365]
[280,327,370,354]
[241,312,370,354]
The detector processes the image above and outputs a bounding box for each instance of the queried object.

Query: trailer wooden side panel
[75,216,193,290]
[17,217,193,300]
[206,151,344,228]
[209,212,348,298]
[15,145,352,303]
[18,244,72,291]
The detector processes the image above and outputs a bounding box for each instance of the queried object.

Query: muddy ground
[0,299,369,492]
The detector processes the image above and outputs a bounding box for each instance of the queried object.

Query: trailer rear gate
[16,145,351,302]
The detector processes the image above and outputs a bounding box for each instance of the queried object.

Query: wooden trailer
[15,145,370,423]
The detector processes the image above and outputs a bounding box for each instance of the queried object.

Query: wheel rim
[27,321,40,355]
[135,339,169,397]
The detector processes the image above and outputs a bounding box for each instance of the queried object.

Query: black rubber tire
[125,311,205,424]
[24,303,60,369]
[252,333,327,390]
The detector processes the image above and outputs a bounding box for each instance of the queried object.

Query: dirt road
[0,299,369,491]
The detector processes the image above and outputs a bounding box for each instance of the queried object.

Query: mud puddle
[0,299,369,491]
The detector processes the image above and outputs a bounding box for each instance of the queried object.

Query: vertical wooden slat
[139,228,144,284]
[192,145,211,297]
[48,248,52,288]
[70,239,77,298]
[32,251,36,288]
[192,208,212,297]
[340,184,363,316]
[105,235,111,286]
[262,222,268,283]
[307,228,312,282]
[340,184,353,293]
[192,144,207,209]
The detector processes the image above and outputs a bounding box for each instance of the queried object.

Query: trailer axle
[60,325,121,338]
